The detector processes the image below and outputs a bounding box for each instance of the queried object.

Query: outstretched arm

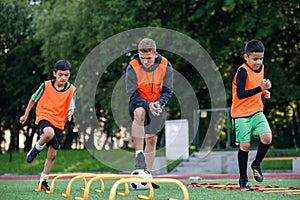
[19,99,35,125]
[19,82,45,125]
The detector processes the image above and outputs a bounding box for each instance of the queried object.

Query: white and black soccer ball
[130,169,152,190]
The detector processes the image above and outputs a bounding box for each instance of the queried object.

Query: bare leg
[42,146,57,174]
[39,127,56,180]
[132,108,146,150]
[132,108,147,169]
[144,134,158,170]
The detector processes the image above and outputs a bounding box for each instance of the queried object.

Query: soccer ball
[130,169,153,190]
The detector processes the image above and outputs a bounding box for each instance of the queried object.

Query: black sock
[252,142,271,166]
[238,149,249,179]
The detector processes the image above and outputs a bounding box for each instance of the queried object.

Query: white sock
[136,150,144,157]
[35,143,45,151]
[40,172,48,182]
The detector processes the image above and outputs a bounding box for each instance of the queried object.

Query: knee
[260,132,272,145]
[146,135,157,147]
[43,128,55,140]
[134,108,146,122]
[263,137,272,145]
[239,142,251,151]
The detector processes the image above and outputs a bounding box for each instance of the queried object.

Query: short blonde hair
[138,38,156,52]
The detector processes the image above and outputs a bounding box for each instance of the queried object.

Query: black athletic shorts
[129,103,166,135]
[38,120,63,150]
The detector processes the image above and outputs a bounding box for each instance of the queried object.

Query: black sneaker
[239,178,251,189]
[151,183,160,189]
[40,180,50,191]
[26,146,40,163]
[135,152,147,170]
[250,164,263,182]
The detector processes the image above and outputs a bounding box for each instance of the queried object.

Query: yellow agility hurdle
[72,174,146,200]
[34,173,95,194]
[109,178,189,200]
[61,174,109,198]
[47,173,95,194]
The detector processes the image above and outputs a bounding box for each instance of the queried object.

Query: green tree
[0,0,46,151]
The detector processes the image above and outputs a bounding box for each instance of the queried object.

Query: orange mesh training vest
[35,80,76,130]
[130,56,168,102]
[231,64,264,118]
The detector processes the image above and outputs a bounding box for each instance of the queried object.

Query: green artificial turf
[0,178,299,200]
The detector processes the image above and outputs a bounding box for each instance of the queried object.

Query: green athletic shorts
[232,112,271,142]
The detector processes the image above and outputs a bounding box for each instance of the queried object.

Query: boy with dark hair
[19,60,76,191]
[231,39,272,189]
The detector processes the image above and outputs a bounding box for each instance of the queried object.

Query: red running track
[1,173,300,180]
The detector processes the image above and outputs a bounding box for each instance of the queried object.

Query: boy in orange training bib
[20,60,76,191]
[231,40,272,189]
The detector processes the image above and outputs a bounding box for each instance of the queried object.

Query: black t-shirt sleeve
[236,67,262,99]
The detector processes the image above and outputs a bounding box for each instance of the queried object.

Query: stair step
[169,151,255,174]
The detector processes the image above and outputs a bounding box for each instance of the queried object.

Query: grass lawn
[0,149,180,175]
[0,178,299,200]
[1,149,299,175]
